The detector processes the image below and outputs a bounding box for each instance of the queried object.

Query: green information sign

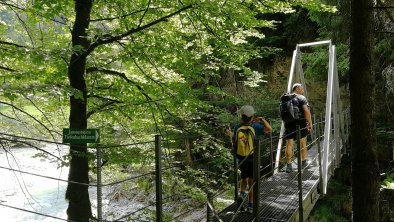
[63,128,100,144]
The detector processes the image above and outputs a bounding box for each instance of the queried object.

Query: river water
[0,147,69,221]
[0,146,207,221]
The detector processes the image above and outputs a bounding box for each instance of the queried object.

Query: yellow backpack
[235,125,255,156]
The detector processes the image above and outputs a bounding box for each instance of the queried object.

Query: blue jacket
[232,122,265,141]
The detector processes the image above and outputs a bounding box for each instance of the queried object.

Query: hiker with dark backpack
[280,83,312,173]
[226,105,272,211]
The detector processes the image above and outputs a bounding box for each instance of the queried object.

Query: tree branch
[0,65,16,72]
[374,31,394,34]
[0,101,54,139]
[116,41,168,92]
[0,40,27,48]
[0,112,19,122]
[138,0,151,28]
[88,94,122,103]
[376,0,394,24]
[0,1,23,10]
[87,95,122,118]
[0,137,65,163]
[179,0,221,41]
[90,7,163,22]
[90,9,145,22]
[14,12,35,47]
[85,4,193,56]
[0,0,68,25]
[373,6,394,9]
[22,95,61,137]
[257,0,276,11]
[86,67,154,106]
[86,67,136,85]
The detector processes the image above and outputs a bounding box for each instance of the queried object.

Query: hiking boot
[247,202,253,211]
[240,192,247,200]
[302,160,310,169]
[285,163,293,173]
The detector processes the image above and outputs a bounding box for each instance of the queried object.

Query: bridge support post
[316,118,324,197]
[233,155,239,202]
[253,139,261,221]
[155,135,163,222]
[206,192,214,222]
[311,114,316,143]
[96,145,103,222]
[270,122,274,173]
[296,125,304,222]
[343,111,349,154]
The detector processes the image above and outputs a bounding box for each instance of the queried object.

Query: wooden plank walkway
[213,144,327,222]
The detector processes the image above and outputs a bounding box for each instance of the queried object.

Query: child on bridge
[226,105,272,210]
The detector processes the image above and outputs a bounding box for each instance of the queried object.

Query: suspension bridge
[0,40,350,222]
[208,40,348,222]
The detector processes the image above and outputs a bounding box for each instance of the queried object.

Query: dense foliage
[0,0,335,174]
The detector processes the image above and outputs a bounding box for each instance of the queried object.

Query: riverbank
[0,147,208,221]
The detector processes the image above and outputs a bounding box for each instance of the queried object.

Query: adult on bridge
[284,83,313,173]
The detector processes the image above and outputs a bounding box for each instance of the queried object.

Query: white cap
[239,105,255,117]
[292,83,302,91]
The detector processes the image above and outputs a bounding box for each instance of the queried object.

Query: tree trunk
[184,138,194,166]
[65,1,93,221]
[350,0,380,221]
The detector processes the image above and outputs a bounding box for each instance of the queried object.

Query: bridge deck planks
[213,144,323,222]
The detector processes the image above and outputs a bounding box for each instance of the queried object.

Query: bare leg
[285,139,294,164]
[300,137,307,161]
[240,178,247,192]
[247,178,253,203]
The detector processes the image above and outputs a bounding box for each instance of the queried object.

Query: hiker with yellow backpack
[226,105,272,211]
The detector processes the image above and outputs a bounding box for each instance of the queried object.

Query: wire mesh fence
[0,109,349,222]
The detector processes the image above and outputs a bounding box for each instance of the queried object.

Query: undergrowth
[308,179,352,222]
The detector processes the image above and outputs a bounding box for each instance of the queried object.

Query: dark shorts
[237,155,253,179]
[285,120,308,140]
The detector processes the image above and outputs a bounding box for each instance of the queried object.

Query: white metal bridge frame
[274,40,346,194]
